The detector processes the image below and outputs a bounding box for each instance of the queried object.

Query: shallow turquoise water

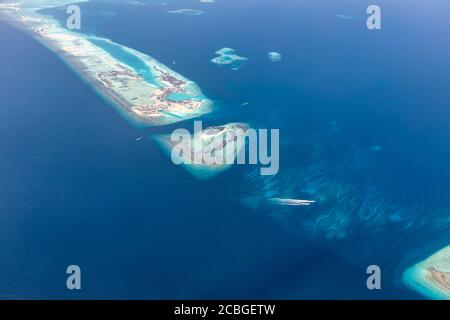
[88,37,160,87]
[166,92,203,101]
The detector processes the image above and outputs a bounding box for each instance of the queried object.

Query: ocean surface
[1,0,450,299]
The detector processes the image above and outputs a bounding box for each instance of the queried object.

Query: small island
[154,123,249,180]
[211,47,248,71]
[403,245,450,300]
[268,51,282,63]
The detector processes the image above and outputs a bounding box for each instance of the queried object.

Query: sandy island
[154,123,249,180]
[403,245,450,300]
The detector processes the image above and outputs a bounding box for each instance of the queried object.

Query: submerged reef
[211,48,248,71]
[334,14,362,20]
[167,9,204,16]
[238,127,450,297]
[268,51,282,62]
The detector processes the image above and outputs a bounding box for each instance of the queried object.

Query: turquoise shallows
[88,37,160,87]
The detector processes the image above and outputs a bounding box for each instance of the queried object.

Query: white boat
[270,198,316,206]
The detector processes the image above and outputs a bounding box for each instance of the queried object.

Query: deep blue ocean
[1,0,450,299]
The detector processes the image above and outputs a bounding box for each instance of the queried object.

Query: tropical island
[403,245,450,300]
[154,122,249,180]
[0,0,212,127]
